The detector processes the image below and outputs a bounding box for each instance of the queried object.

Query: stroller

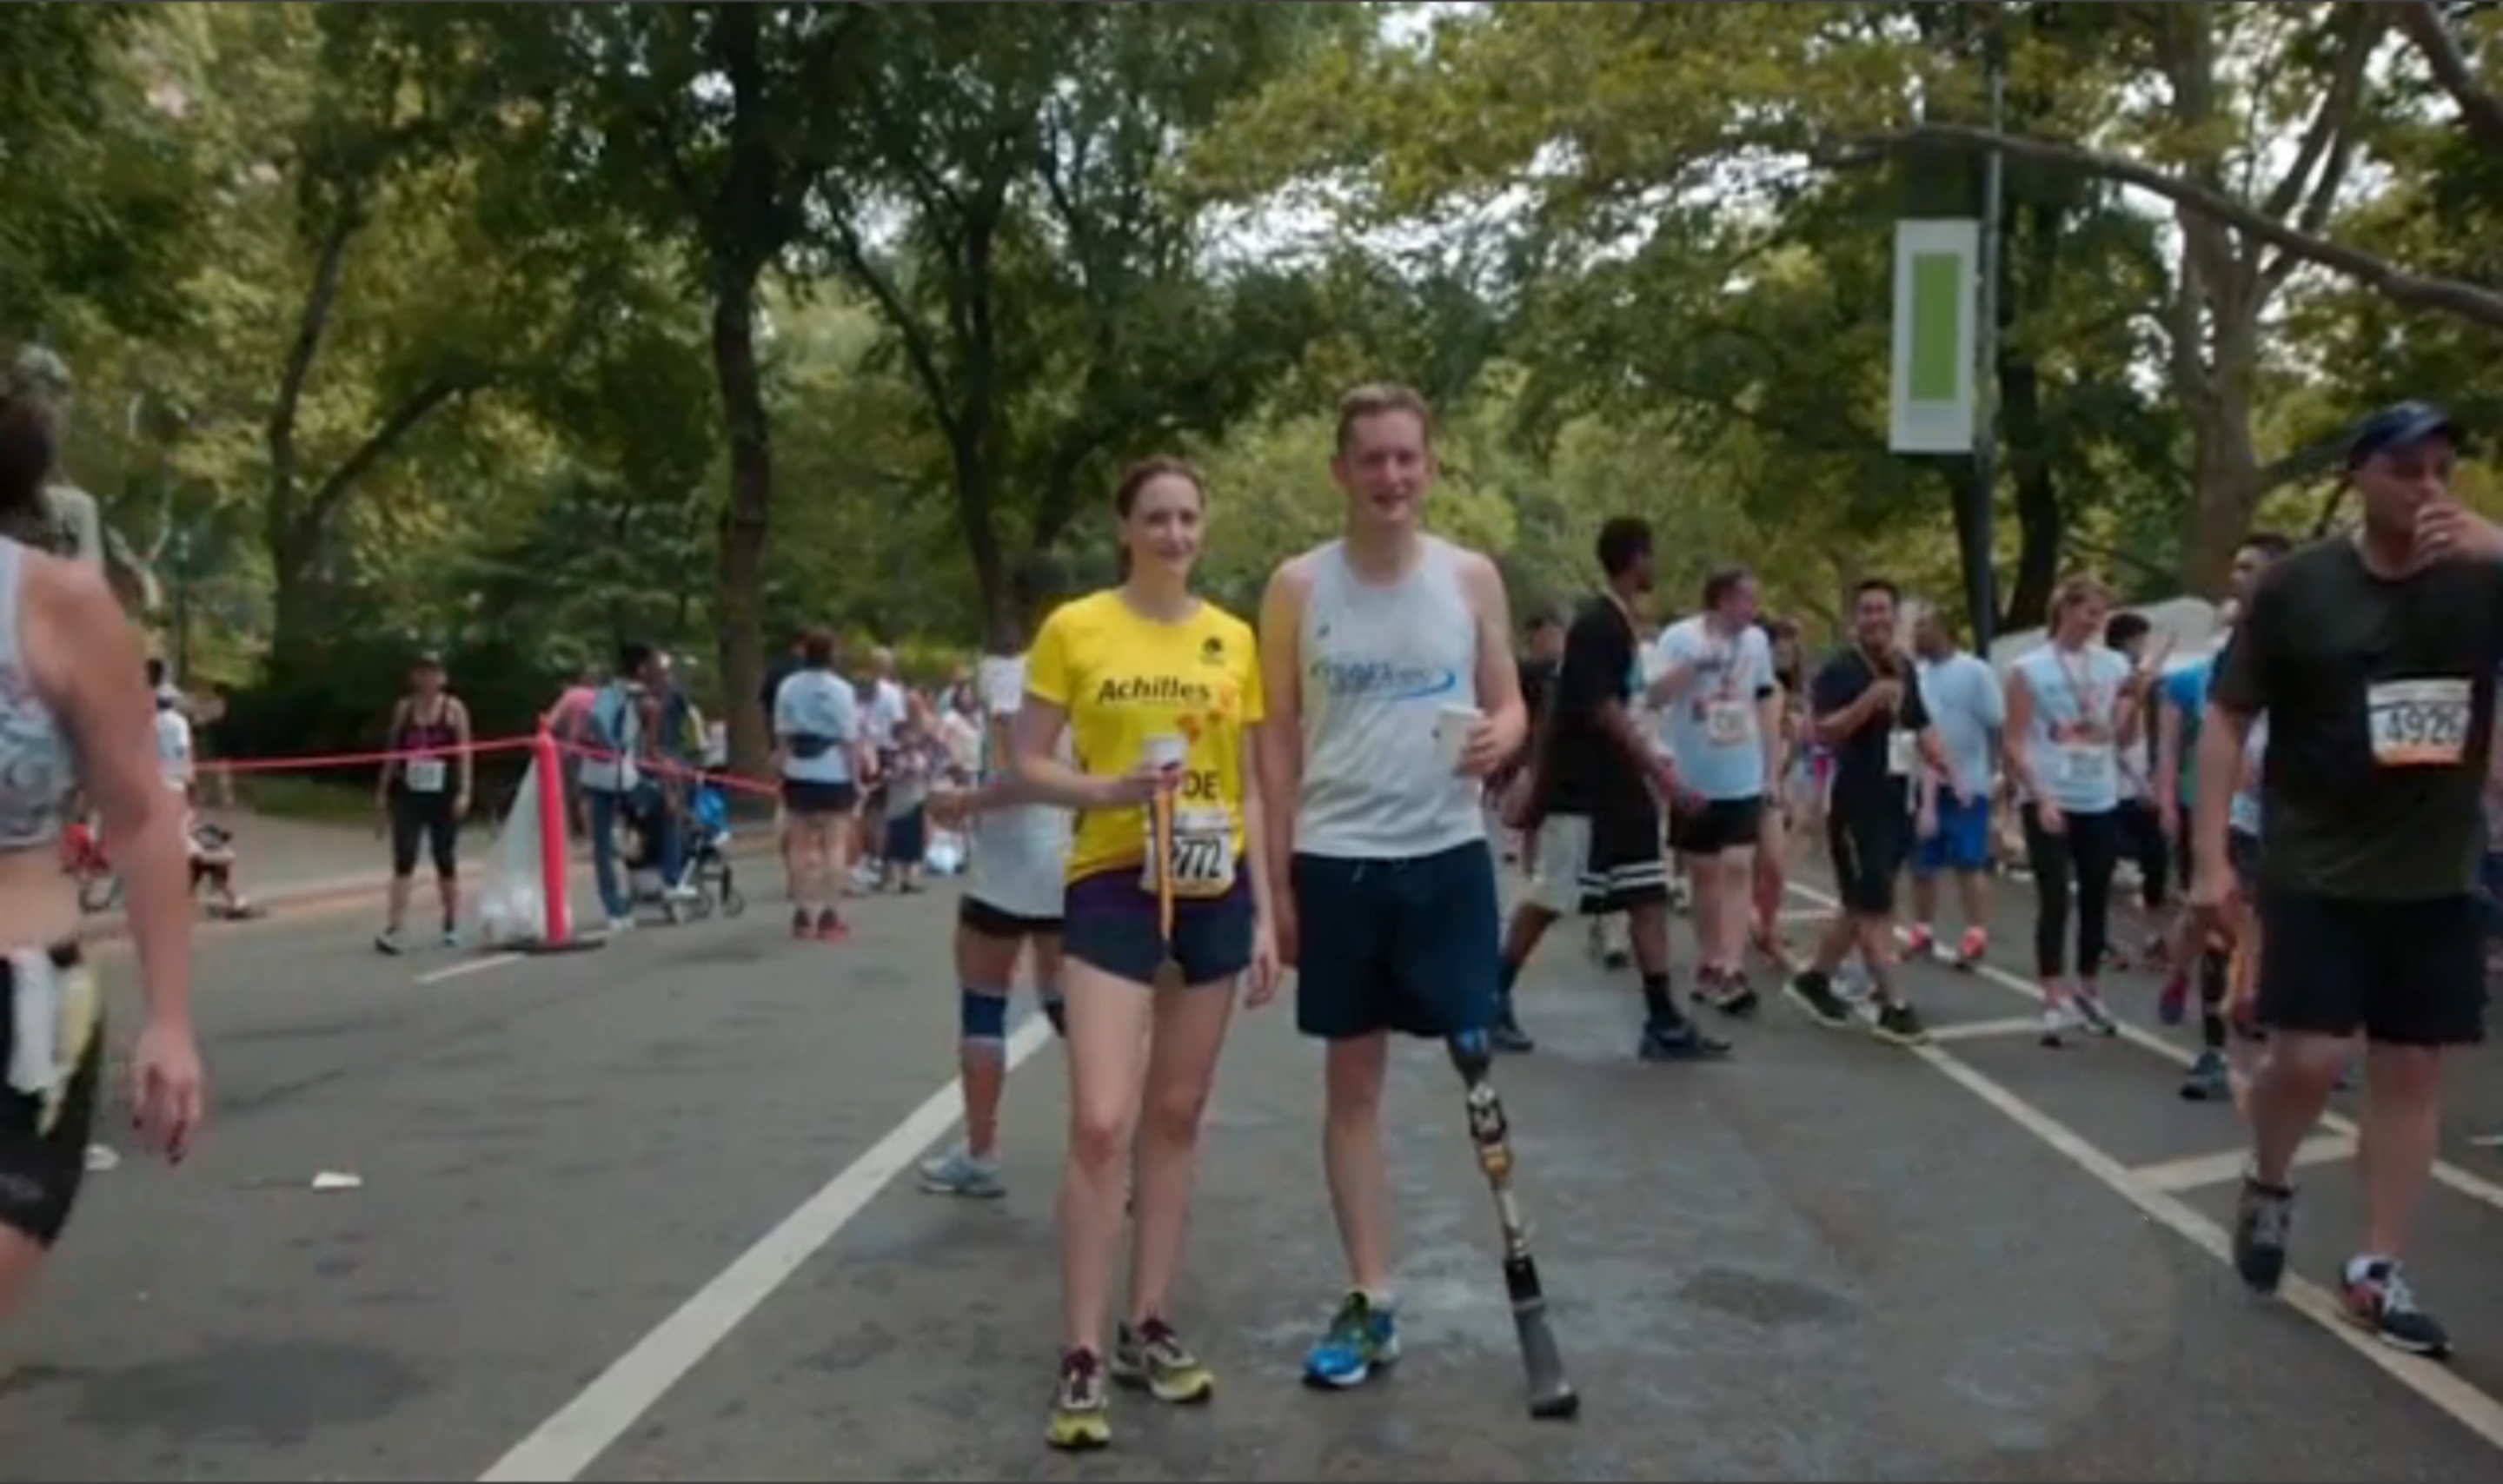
[618,782,743,922]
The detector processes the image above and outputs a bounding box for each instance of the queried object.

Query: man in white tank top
[1254,385,1530,1391]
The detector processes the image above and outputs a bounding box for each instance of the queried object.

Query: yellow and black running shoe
[1110,1318,1215,1404]
[1044,1348,1112,1451]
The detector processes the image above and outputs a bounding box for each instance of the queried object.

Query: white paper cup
[1142,735,1187,772]
[1432,704,1484,771]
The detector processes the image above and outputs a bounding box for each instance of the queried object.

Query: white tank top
[0,540,73,849]
[1294,538,1485,859]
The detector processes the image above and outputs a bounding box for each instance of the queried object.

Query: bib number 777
[2367,678,2472,768]
[1141,805,1236,898]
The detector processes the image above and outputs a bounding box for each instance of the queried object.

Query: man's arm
[1809,663,1889,748]
[2195,581,2274,882]
[1255,559,1311,901]
[1460,553,1528,759]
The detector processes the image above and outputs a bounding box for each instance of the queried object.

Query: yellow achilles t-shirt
[1024,589,1265,887]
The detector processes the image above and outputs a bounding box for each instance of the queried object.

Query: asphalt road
[4,859,2502,1482]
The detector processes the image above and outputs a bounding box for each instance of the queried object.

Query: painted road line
[1912,1037,2503,1451]
[2133,1133,2357,1195]
[477,1010,1058,1483]
[1783,882,2503,1219]
[415,952,524,986]
[1923,1015,2043,1044]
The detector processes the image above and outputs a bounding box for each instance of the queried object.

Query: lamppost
[1966,14,2007,656]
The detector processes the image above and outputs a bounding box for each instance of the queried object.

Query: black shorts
[1670,796,1765,857]
[1062,867,1253,986]
[2255,890,2486,1047]
[0,945,103,1249]
[1827,797,1907,917]
[1291,842,1502,1041]
[2227,828,2262,897]
[388,790,459,878]
[959,894,1064,939]
[1529,798,1669,915]
[781,778,857,817]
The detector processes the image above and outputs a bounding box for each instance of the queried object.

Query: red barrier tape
[196,736,537,774]
[193,731,782,800]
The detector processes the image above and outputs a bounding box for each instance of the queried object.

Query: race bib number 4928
[2367,678,2472,767]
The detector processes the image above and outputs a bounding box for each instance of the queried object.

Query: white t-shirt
[773,670,860,785]
[1650,619,1775,802]
[865,678,908,752]
[153,707,194,792]
[966,652,1070,919]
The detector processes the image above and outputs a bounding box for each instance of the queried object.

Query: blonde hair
[2050,574,2111,620]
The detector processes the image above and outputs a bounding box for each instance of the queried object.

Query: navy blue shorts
[1062,866,1253,987]
[1291,841,1502,1042]
[1912,792,1991,875]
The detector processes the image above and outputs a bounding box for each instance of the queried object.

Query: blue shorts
[1062,867,1253,987]
[1291,841,1502,1042]
[1912,793,1991,876]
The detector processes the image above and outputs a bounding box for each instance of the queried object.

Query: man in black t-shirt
[1785,578,1948,1045]
[2194,401,2503,1358]
[1491,517,1730,1063]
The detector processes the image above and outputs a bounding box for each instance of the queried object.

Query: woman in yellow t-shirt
[1010,455,1279,1452]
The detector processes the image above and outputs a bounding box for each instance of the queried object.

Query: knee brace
[960,988,1010,1053]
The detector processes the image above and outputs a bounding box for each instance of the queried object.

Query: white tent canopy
[1984,594,2225,673]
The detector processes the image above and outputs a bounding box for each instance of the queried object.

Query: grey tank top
[1293,537,1486,859]
[0,540,73,849]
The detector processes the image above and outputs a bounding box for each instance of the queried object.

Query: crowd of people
[6,360,2503,1452]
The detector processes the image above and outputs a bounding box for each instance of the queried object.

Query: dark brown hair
[1112,457,1206,579]
[800,628,838,667]
[1333,384,1435,455]
[0,393,56,520]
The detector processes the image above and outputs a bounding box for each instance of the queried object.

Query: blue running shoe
[1303,1290,1401,1388]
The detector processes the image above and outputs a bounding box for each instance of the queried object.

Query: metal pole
[1969,18,2007,655]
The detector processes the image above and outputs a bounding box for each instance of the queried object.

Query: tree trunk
[2176,313,2265,597]
[709,277,773,780]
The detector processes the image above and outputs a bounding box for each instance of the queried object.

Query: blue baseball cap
[2346,401,2462,467]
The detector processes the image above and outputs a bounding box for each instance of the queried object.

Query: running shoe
[1870,1000,1929,1047]
[1639,1017,1732,1061]
[2340,1257,2451,1357]
[1303,1291,1401,1388]
[2232,1174,2295,1295]
[1110,1317,1215,1403]
[1044,1348,1112,1450]
[1784,970,1856,1030]
[916,1144,1005,1198]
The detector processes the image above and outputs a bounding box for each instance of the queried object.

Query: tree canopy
[16,0,2503,762]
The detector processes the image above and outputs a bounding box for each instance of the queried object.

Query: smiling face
[1331,406,1435,535]
[1120,469,1206,581]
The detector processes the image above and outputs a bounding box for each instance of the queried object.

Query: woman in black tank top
[375,653,472,954]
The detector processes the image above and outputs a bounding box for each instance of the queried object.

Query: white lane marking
[1785,883,2503,1217]
[2134,1134,2356,1195]
[1910,1039,2503,1451]
[1923,1015,2043,1044]
[415,952,524,986]
[477,1011,1057,1483]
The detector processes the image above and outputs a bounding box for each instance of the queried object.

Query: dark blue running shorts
[1062,866,1253,987]
[1291,841,1503,1042]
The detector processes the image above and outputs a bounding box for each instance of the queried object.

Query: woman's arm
[451,698,475,811]
[1008,699,1111,811]
[2002,671,2048,803]
[39,566,189,1027]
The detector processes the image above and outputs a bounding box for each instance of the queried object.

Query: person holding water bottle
[1007,456,1279,1453]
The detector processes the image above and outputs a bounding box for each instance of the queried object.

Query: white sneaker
[606,916,634,935]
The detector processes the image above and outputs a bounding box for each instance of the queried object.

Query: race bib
[1703,699,1753,748]
[1887,731,1915,778]
[1141,805,1236,898]
[404,758,448,794]
[2058,745,2113,788]
[2367,678,2472,767]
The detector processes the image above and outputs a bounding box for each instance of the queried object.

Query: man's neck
[1342,523,1423,583]
[2354,525,2420,579]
